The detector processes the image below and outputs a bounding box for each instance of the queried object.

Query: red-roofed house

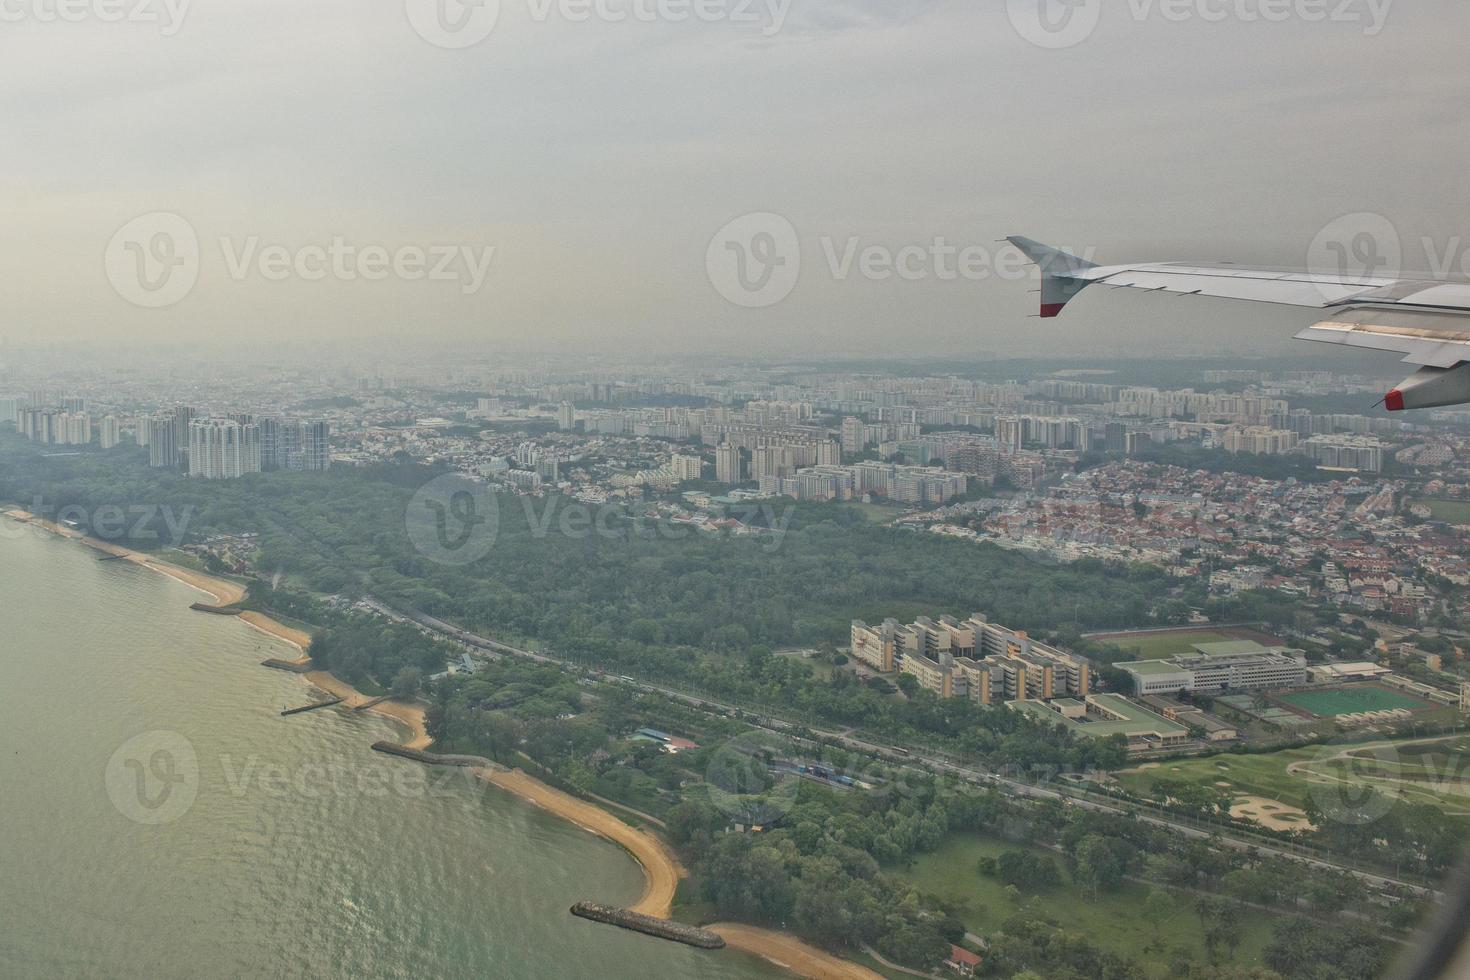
[945,945,982,976]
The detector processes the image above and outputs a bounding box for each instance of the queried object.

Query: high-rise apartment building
[258,417,283,470]
[995,416,1023,454]
[256,418,329,471]
[302,421,330,471]
[62,412,91,445]
[147,415,179,469]
[99,415,121,450]
[715,443,744,484]
[171,406,196,469]
[188,419,262,480]
[17,408,91,446]
[670,454,703,482]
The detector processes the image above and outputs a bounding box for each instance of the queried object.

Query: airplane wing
[1007,236,1470,411]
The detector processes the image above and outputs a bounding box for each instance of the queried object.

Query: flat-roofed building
[1010,693,1189,751]
[952,657,992,705]
[1307,662,1391,684]
[1117,659,1195,696]
[1138,696,1240,741]
[901,650,954,699]
[938,615,978,657]
[853,610,1090,705]
[850,619,904,673]
[1118,640,1307,695]
[970,615,1090,698]
[904,617,952,662]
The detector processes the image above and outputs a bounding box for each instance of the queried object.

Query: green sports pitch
[1276,686,1428,718]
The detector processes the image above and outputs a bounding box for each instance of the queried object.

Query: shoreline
[3,507,879,980]
[301,669,432,751]
[1,508,429,748]
[3,508,247,606]
[477,766,683,919]
[708,925,885,980]
[473,768,879,978]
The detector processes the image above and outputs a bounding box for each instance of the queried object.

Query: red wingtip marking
[1039,303,1065,318]
[1385,390,1405,412]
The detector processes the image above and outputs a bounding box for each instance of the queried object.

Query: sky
[1,0,1467,360]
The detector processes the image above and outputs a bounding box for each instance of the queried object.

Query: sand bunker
[1231,796,1317,833]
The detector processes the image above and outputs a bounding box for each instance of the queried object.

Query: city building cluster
[3,393,330,480]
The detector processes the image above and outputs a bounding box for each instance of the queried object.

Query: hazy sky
[2,0,1466,359]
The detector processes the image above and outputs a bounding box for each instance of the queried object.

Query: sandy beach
[3,508,428,747]
[708,925,885,980]
[480,767,683,919]
[302,669,433,750]
[239,611,312,656]
[2,508,246,606]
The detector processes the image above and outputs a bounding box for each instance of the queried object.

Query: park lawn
[890,833,1274,977]
[848,502,909,524]
[1424,499,1470,525]
[1109,630,1232,661]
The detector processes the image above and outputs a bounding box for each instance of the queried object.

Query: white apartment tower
[188,419,262,480]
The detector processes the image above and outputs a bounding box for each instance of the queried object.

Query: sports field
[1097,629,1232,660]
[1424,499,1470,525]
[1087,626,1290,661]
[1277,686,1427,718]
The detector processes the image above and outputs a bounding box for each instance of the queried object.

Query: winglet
[1007,236,1099,318]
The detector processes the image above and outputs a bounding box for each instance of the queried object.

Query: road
[361,597,1438,897]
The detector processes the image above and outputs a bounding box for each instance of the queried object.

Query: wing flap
[1295,307,1470,368]
[1085,266,1379,307]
